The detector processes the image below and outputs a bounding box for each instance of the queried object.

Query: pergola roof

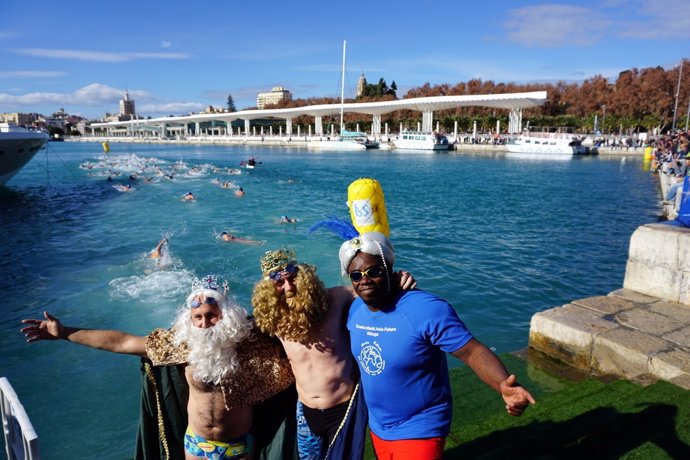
[92,91,547,128]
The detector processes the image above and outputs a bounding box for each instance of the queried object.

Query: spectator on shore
[666,153,690,204]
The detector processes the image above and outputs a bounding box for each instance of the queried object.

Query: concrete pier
[529,223,690,389]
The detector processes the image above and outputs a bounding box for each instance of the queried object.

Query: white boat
[392,131,451,151]
[308,130,377,150]
[0,123,49,186]
[506,133,589,156]
[308,137,367,150]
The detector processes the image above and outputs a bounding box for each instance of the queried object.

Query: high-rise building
[256,87,292,109]
[119,90,136,119]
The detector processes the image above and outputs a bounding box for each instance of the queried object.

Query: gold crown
[260,248,297,275]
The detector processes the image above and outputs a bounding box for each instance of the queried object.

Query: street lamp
[601,105,606,135]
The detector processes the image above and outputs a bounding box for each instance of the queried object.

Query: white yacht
[506,133,589,156]
[392,131,451,151]
[0,123,49,185]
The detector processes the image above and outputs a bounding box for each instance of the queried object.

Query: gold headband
[260,248,297,276]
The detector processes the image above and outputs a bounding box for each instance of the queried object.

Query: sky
[1,0,689,120]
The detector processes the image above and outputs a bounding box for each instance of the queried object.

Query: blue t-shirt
[347,289,473,440]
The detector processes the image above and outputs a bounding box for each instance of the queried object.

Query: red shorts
[370,431,446,459]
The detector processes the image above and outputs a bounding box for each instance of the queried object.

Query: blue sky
[1,0,689,120]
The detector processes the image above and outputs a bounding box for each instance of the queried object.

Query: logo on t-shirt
[357,341,385,376]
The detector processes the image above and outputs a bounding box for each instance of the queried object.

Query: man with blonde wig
[252,249,415,460]
[21,276,294,460]
[340,232,536,459]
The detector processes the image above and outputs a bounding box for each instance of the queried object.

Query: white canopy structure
[91,91,546,139]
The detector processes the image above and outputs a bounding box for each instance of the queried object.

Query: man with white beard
[20,276,294,460]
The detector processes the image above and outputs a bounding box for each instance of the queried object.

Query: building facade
[119,90,136,120]
[0,112,39,126]
[256,87,292,109]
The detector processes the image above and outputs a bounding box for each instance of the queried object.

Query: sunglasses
[269,263,298,281]
[348,266,385,282]
[189,296,218,308]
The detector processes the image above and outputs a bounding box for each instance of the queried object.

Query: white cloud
[161,41,172,48]
[13,48,189,63]
[138,102,205,115]
[0,82,203,118]
[616,0,690,39]
[0,70,67,78]
[503,4,610,47]
[0,83,143,107]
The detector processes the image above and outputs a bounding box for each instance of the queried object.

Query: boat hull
[307,140,367,150]
[506,134,588,156]
[0,131,49,185]
[393,141,451,151]
[392,131,451,151]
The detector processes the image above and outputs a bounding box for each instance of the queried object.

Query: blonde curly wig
[251,263,329,343]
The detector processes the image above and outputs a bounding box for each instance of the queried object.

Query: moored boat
[308,130,378,150]
[307,136,368,150]
[0,123,49,186]
[506,132,590,156]
[392,131,450,151]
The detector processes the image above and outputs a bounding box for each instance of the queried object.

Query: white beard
[172,304,251,386]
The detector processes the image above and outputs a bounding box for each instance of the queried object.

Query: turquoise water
[1,142,660,458]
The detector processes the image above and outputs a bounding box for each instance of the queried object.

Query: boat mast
[340,40,346,134]
[672,60,683,131]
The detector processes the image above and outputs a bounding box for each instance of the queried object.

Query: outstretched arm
[20,311,147,357]
[451,338,535,416]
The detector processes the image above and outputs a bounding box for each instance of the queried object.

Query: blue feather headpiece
[308,215,359,241]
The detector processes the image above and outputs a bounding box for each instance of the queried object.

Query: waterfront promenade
[67,134,641,156]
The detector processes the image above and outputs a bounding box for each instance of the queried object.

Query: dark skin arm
[451,338,535,416]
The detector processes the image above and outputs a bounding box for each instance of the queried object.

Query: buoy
[643,146,652,161]
[346,178,390,237]
[102,142,110,153]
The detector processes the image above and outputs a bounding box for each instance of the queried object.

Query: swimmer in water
[149,237,167,260]
[183,192,196,201]
[234,187,245,197]
[220,232,260,245]
[278,215,298,223]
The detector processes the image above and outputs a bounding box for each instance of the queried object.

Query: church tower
[356,73,367,98]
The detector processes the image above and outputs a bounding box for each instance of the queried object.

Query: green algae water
[1,142,661,458]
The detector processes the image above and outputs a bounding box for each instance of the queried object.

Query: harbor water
[1,142,660,458]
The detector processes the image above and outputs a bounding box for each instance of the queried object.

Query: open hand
[500,374,536,416]
[20,311,63,342]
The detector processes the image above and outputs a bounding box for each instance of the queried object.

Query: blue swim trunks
[184,426,249,459]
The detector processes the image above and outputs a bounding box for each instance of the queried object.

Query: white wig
[338,231,395,275]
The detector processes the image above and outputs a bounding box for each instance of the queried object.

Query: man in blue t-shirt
[340,232,536,459]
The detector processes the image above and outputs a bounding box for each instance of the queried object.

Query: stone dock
[529,220,690,390]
